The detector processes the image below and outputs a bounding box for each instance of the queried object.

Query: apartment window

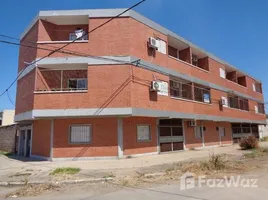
[219,68,226,78]
[170,79,193,100]
[137,125,151,142]
[228,95,249,111]
[68,78,87,90]
[254,82,262,93]
[257,103,265,114]
[194,84,211,103]
[195,126,202,139]
[220,128,226,137]
[69,125,91,144]
[192,54,198,66]
[69,31,88,41]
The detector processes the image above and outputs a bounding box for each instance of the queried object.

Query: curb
[0,177,114,187]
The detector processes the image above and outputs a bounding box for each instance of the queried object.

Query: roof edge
[19,8,261,82]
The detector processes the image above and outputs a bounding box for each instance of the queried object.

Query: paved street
[1,166,268,200]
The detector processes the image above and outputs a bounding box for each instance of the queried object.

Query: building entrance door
[159,119,184,152]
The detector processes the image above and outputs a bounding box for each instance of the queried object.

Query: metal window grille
[137,125,151,141]
[70,125,91,144]
[258,103,265,114]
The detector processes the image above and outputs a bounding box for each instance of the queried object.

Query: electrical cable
[0,0,146,98]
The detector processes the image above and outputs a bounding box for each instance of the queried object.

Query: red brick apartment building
[15,9,266,160]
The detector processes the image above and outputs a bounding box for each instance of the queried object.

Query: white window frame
[219,68,226,79]
[157,39,167,54]
[254,105,259,113]
[195,126,202,139]
[252,83,256,92]
[137,124,151,142]
[68,78,87,90]
[69,125,92,144]
[69,33,77,41]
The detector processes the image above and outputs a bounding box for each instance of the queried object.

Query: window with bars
[68,78,87,90]
[170,79,193,100]
[137,125,151,142]
[69,125,91,144]
[258,103,265,114]
[170,79,211,104]
[228,95,249,111]
[194,84,211,103]
[195,126,202,138]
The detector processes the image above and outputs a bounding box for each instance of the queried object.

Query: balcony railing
[228,95,249,111]
[170,78,211,104]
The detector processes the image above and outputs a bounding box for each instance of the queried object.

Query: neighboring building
[0,110,15,126]
[0,124,18,153]
[15,9,266,161]
[0,110,17,153]
[259,119,268,139]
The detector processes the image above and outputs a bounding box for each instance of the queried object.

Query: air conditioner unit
[150,81,160,92]
[188,120,197,127]
[220,97,228,106]
[148,37,159,49]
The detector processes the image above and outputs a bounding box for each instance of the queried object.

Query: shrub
[239,135,259,150]
[200,153,227,170]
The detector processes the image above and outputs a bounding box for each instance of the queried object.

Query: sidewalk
[1,143,266,185]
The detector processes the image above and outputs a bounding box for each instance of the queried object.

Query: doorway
[218,127,225,146]
[158,119,184,152]
[18,126,32,157]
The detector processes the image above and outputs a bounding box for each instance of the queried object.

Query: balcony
[35,67,88,93]
[170,77,211,104]
[38,15,89,43]
[167,36,209,72]
[228,94,249,111]
[224,66,247,87]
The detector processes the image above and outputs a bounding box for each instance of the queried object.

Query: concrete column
[17,130,21,155]
[117,118,124,158]
[24,131,27,156]
[201,121,205,147]
[50,119,54,160]
[156,118,160,153]
[29,125,33,156]
[182,120,186,150]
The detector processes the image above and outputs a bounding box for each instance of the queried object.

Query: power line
[6,90,15,106]
[0,0,146,98]
[0,39,133,65]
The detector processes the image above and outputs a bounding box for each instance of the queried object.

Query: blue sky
[0,0,267,111]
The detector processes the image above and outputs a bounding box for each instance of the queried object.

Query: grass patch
[6,184,59,198]
[102,172,115,179]
[244,147,268,158]
[261,136,268,142]
[0,151,12,156]
[49,167,80,176]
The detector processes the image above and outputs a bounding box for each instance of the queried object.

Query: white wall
[259,119,268,138]
[1,110,15,126]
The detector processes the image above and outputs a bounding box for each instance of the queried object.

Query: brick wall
[184,121,232,149]
[33,65,132,110]
[123,117,157,155]
[32,120,51,157]
[52,118,118,158]
[15,70,35,115]
[0,125,17,152]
